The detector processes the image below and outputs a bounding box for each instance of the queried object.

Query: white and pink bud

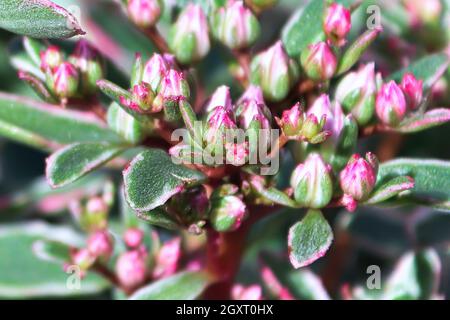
[124,228,144,248]
[48,62,79,99]
[307,94,344,143]
[168,4,210,64]
[40,46,63,71]
[250,41,299,102]
[211,0,260,49]
[323,3,352,47]
[142,53,174,91]
[127,0,163,28]
[400,73,423,110]
[339,152,378,205]
[204,105,237,150]
[210,195,247,232]
[205,85,233,114]
[70,248,96,273]
[87,230,113,261]
[116,248,148,289]
[376,80,407,126]
[152,237,181,279]
[126,82,156,113]
[300,41,337,81]
[275,103,303,137]
[290,153,333,208]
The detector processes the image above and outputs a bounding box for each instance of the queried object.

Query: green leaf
[365,176,415,205]
[0,0,85,38]
[288,209,333,268]
[250,180,298,208]
[32,240,71,264]
[0,222,109,298]
[0,92,123,150]
[136,207,181,230]
[129,271,211,300]
[123,149,206,212]
[107,102,145,144]
[395,108,450,133]
[388,53,450,90]
[281,0,353,57]
[46,142,127,188]
[377,159,450,209]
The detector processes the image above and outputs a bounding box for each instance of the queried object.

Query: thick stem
[143,27,170,53]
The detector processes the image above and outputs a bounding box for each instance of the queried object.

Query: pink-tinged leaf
[0,0,85,39]
[365,176,415,205]
[288,209,333,269]
[395,108,450,133]
[260,265,294,300]
[18,71,57,103]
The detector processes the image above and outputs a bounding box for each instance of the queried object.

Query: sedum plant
[0,0,449,300]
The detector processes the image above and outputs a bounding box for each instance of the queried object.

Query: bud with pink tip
[275,103,303,137]
[339,152,378,205]
[211,0,260,49]
[152,237,181,279]
[290,153,333,208]
[47,62,79,99]
[204,105,237,153]
[336,63,376,125]
[71,248,96,273]
[168,4,210,64]
[376,81,407,126]
[124,228,144,248]
[127,0,163,28]
[87,230,113,261]
[127,82,157,113]
[70,196,109,231]
[307,94,344,144]
[153,70,190,118]
[323,3,352,47]
[250,41,299,102]
[210,195,247,232]
[142,53,174,91]
[116,248,148,289]
[205,85,233,114]
[400,73,423,110]
[40,46,63,71]
[405,0,442,26]
[300,41,337,81]
[69,40,104,95]
[232,284,263,300]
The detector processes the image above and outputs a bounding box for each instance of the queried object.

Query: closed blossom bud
[124,228,144,248]
[69,40,104,95]
[300,42,337,81]
[323,3,352,47]
[152,237,181,279]
[400,73,423,110]
[250,41,299,102]
[376,81,407,126]
[301,114,328,143]
[205,85,233,114]
[232,284,263,300]
[153,69,190,112]
[71,248,96,273]
[339,153,378,204]
[210,195,247,232]
[406,0,442,26]
[82,196,109,231]
[204,105,237,153]
[307,94,344,144]
[290,153,333,208]
[244,0,278,12]
[129,82,157,113]
[49,62,79,99]
[127,0,163,28]
[116,248,148,289]
[211,0,260,49]
[169,4,210,64]
[87,230,113,261]
[336,63,376,125]
[275,103,303,137]
[142,53,174,92]
[40,46,63,71]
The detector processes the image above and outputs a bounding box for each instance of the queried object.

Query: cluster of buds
[211,0,260,50]
[126,0,163,29]
[169,4,210,64]
[250,41,300,102]
[300,41,337,82]
[375,73,423,127]
[339,152,378,211]
[323,3,352,47]
[116,246,149,289]
[275,102,330,144]
[209,184,247,232]
[290,153,333,208]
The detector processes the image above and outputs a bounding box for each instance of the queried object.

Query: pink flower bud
[87,196,108,215]
[205,85,233,114]
[237,84,265,106]
[406,0,442,26]
[232,284,263,300]
[237,99,272,130]
[376,80,407,126]
[71,248,96,272]
[50,62,79,99]
[116,248,148,289]
[157,69,190,99]
[152,237,181,279]
[87,230,113,261]
[307,94,344,143]
[300,42,337,81]
[400,73,423,110]
[275,103,303,137]
[127,0,163,28]
[124,228,144,248]
[142,53,174,91]
[204,105,237,149]
[323,3,352,47]
[339,152,378,203]
[129,82,157,113]
[40,46,63,71]
[210,195,247,232]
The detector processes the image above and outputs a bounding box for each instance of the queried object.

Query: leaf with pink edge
[395,109,450,133]
[365,176,415,205]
